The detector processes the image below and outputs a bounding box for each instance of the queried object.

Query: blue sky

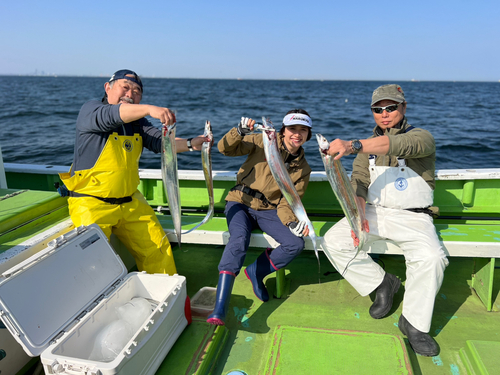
[1,1,498,81]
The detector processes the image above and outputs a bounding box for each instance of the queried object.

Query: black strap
[68,191,133,205]
[230,185,277,207]
[404,206,434,217]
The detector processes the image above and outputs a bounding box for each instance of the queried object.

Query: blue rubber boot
[244,250,277,302]
[207,272,235,326]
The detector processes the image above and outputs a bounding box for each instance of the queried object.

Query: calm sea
[1,76,499,172]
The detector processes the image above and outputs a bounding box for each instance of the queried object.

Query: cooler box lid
[0,224,127,357]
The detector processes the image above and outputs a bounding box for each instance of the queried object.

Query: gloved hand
[237,117,253,136]
[288,221,307,237]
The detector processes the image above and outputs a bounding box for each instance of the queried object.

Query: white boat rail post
[0,146,7,189]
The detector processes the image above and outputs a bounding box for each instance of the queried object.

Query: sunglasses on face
[371,103,401,114]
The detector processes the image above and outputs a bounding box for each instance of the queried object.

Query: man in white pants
[322,84,448,356]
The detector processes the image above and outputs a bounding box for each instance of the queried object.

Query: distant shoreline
[0,74,498,83]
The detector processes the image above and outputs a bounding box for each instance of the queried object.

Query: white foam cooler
[0,224,190,375]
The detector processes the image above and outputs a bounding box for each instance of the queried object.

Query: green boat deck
[157,242,500,374]
[9,240,500,375]
[2,166,500,375]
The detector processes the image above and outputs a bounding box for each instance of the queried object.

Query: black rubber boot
[399,315,440,356]
[244,250,276,302]
[369,273,401,319]
[207,272,235,326]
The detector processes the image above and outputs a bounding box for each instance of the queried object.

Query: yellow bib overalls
[60,132,176,274]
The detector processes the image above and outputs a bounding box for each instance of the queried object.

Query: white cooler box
[0,224,190,375]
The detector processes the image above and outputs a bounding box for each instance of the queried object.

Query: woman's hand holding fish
[288,221,309,237]
[237,117,256,136]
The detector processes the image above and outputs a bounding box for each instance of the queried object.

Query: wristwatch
[187,138,194,152]
[351,139,363,154]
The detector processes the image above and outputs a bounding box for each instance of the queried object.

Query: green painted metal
[195,325,229,375]
[156,214,500,246]
[156,318,228,375]
[462,181,475,207]
[264,325,413,374]
[0,210,70,252]
[0,189,67,234]
[433,179,500,217]
[0,189,69,252]
[275,269,286,299]
[459,346,477,375]
[459,340,500,375]
[4,169,63,192]
[436,224,500,243]
[5,170,500,218]
[472,258,496,311]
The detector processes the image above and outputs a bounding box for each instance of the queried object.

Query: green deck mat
[459,340,500,375]
[264,325,413,375]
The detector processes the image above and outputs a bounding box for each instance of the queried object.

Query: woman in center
[207,109,313,326]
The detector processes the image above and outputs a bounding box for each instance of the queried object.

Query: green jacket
[218,127,311,225]
[351,117,436,201]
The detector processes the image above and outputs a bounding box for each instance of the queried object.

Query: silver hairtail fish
[183,121,214,234]
[161,123,182,248]
[260,117,320,269]
[316,134,367,273]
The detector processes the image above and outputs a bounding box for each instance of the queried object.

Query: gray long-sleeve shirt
[72,100,162,173]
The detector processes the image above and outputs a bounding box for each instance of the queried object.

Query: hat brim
[371,97,405,106]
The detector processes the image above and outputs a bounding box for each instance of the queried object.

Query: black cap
[108,69,143,92]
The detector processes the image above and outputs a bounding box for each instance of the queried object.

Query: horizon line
[0,73,499,83]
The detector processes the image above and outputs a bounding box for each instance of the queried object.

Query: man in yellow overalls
[60,69,207,275]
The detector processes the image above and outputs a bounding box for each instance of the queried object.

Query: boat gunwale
[5,163,500,181]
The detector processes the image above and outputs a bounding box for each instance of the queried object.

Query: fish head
[316,133,330,152]
[204,120,213,142]
[253,117,276,134]
[261,117,275,131]
[260,117,277,141]
[162,123,176,136]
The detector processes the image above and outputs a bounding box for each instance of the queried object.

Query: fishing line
[341,246,359,277]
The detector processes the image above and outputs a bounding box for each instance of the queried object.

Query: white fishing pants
[321,204,448,333]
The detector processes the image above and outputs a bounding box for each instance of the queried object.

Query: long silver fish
[161,123,182,248]
[260,117,320,268]
[182,121,214,234]
[316,134,367,272]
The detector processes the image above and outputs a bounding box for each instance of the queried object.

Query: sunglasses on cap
[371,103,401,114]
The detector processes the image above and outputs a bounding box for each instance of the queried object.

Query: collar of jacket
[277,133,305,165]
[373,116,409,137]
